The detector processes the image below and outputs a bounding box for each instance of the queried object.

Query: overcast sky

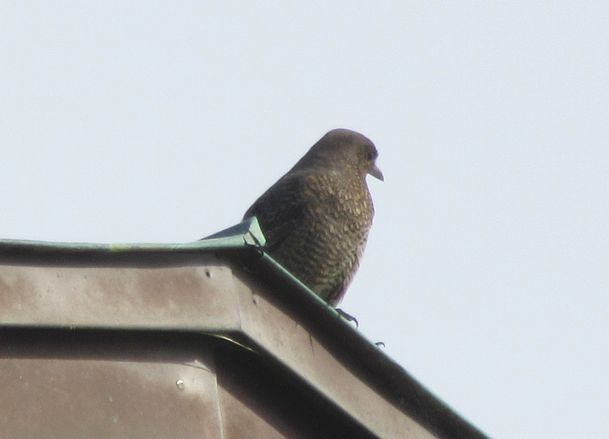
[1,2,608,438]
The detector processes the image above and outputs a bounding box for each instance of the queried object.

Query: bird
[243,128,383,306]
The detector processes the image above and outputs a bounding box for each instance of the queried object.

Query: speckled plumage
[243,129,382,306]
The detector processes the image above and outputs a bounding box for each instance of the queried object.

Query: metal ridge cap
[251,251,488,439]
[0,217,266,256]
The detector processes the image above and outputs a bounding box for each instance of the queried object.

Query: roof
[0,218,487,438]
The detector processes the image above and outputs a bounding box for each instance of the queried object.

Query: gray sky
[1,2,608,437]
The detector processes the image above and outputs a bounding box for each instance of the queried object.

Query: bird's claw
[336,308,359,328]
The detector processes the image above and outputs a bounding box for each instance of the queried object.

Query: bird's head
[303,128,384,182]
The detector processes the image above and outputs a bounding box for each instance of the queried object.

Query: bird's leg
[336,308,358,328]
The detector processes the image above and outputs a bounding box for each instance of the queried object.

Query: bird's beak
[369,163,384,181]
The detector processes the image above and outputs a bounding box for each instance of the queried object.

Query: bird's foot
[336,308,359,328]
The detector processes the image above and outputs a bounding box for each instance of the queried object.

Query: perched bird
[243,128,383,306]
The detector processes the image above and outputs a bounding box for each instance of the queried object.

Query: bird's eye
[366,151,375,161]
